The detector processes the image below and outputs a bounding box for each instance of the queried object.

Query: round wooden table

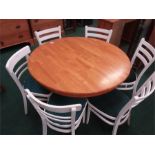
[28,37,131,97]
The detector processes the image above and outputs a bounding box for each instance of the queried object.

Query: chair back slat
[86,33,110,41]
[43,110,71,120]
[139,46,154,63]
[136,52,149,66]
[39,33,61,43]
[15,62,28,80]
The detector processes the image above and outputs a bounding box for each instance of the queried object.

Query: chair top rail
[36,26,61,36]
[86,33,110,40]
[41,110,71,120]
[86,26,112,34]
[40,33,60,42]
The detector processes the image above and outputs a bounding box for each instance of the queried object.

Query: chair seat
[48,94,87,122]
[22,71,50,94]
[124,69,137,83]
[88,90,130,117]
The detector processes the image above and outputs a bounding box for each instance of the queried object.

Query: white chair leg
[42,120,47,135]
[71,128,75,135]
[71,107,76,135]
[86,106,91,124]
[82,110,86,123]
[22,93,28,115]
[112,124,119,135]
[112,116,122,135]
[127,112,131,126]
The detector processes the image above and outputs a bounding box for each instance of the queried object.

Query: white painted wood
[87,71,155,134]
[25,89,88,135]
[15,61,27,76]
[82,109,86,123]
[85,26,113,43]
[42,118,47,135]
[136,52,148,66]
[39,33,61,43]
[5,46,51,115]
[71,107,76,135]
[139,46,153,62]
[117,38,155,91]
[34,26,62,45]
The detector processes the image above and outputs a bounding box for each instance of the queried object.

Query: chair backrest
[131,38,155,94]
[114,71,155,130]
[85,26,113,43]
[133,71,155,107]
[25,89,82,133]
[131,38,155,67]
[34,25,62,45]
[5,46,31,92]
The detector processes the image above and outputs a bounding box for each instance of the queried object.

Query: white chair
[5,46,51,115]
[85,26,113,42]
[25,89,88,135]
[86,71,155,135]
[117,38,155,92]
[34,25,62,45]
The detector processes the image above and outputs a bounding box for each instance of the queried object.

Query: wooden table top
[28,37,131,97]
